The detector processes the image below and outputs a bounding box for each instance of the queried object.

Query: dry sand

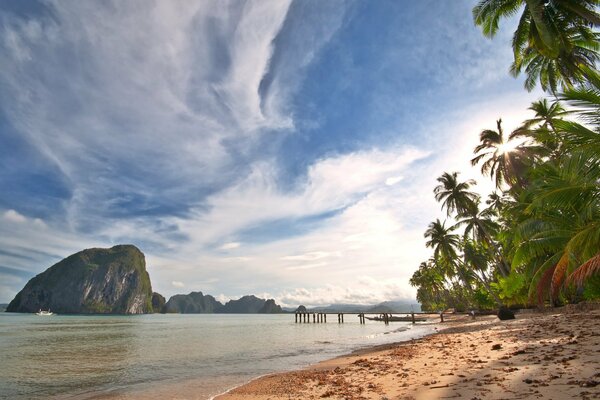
[216,309,600,400]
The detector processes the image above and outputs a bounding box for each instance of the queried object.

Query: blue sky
[0,0,543,305]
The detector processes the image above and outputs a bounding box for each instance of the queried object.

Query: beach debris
[497,308,516,320]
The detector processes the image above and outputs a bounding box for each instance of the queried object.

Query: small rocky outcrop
[151,292,166,313]
[295,305,307,313]
[258,299,283,313]
[6,245,153,314]
[221,295,267,313]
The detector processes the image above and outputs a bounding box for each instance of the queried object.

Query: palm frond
[568,252,600,287]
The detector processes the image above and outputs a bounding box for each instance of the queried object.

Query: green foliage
[472,286,496,310]
[411,3,600,310]
[473,0,600,93]
[583,274,600,299]
[496,273,528,305]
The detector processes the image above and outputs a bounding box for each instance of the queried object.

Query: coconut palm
[424,219,461,264]
[433,172,480,217]
[471,119,534,189]
[511,99,570,159]
[473,0,600,93]
[512,152,600,304]
[511,25,600,93]
[455,204,510,277]
[485,191,506,213]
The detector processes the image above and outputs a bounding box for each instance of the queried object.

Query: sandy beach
[217,308,600,400]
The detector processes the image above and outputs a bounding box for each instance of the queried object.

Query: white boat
[36,309,54,316]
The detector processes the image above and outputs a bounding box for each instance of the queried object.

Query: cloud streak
[0,1,543,305]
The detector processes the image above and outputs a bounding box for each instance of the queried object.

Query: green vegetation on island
[410,0,600,311]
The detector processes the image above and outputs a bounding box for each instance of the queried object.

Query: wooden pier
[294,311,472,325]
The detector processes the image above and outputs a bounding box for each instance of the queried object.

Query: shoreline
[210,319,440,400]
[216,309,600,399]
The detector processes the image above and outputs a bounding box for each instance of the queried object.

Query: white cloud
[385,176,403,186]
[171,281,185,288]
[3,209,27,223]
[274,277,416,308]
[219,242,241,250]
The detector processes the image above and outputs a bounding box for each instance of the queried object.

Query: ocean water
[0,313,434,399]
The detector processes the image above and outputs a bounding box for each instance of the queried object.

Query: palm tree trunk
[477,221,510,277]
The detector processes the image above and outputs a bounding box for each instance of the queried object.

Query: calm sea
[0,313,433,399]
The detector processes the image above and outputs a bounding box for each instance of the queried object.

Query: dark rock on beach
[498,307,516,320]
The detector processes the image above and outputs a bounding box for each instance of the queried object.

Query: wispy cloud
[0,1,543,304]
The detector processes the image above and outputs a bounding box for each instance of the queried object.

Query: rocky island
[163,292,283,314]
[6,245,153,314]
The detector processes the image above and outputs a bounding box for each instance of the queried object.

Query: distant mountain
[258,299,283,313]
[283,300,420,314]
[164,291,222,313]
[6,245,153,314]
[163,293,283,314]
[367,301,421,313]
[0,304,7,312]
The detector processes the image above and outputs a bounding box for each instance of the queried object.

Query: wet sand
[216,308,600,400]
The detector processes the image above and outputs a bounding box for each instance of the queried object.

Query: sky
[0,0,544,306]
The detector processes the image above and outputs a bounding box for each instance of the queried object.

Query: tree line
[410,0,600,311]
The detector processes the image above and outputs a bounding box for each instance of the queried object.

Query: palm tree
[455,205,510,277]
[559,68,600,125]
[513,152,600,305]
[463,240,503,304]
[511,99,570,159]
[424,219,461,264]
[471,119,533,189]
[473,0,600,93]
[433,172,480,217]
[511,25,600,93]
[410,260,448,310]
[485,191,506,213]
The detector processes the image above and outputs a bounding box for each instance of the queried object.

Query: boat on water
[36,309,54,316]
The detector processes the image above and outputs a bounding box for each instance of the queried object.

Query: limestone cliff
[258,299,283,313]
[164,291,223,313]
[6,245,153,314]
[164,293,284,314]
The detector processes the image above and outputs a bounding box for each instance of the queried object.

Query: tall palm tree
[471,119,533,189]
[433,172,480,217]
[410,260,448,310]
[511,99,570,159]
[473,0,600,93]
[424,219,461,264]
[463,239,503,304]
[485,191,506,213]
[455,205,510,277]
